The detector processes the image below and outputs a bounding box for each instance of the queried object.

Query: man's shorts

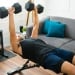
[42,48,75,73]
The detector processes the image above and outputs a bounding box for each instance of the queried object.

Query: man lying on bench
[8,7,75,75]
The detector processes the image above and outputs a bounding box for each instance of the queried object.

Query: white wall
[45,0,75,19]
[2,0,75,47]
[0,0,46,47]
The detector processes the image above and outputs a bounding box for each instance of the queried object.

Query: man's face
[16,34,23,42]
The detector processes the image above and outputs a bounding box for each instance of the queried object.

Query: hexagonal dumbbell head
[0,7,8,18]
[12,3,22,14]
[25,1,34,11]
[37,4,44,14]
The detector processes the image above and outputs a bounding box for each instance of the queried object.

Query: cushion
[47,20,66,38]
[38,35,72,47]
[42,19,62,34]
[60,40,75,52]
[42,19,50,34]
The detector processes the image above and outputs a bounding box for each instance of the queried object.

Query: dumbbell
[36,4,44,14]
[25,1,34,12]
[0,7,8,18]
[12,3,22,14]
[25,1,44,14]
[0,3,22,18]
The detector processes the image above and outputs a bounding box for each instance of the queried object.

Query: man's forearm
[31,8,39,38]
[31,26,39,38]
[9,14,16,38]
[9,14,18,51]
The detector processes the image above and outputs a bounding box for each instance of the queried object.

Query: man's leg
[52,48,75,75]
[53,48,75,65]
[42,54,75,75]
[42,49,75,75]
[61,61,75,75]
[72,55,75,65]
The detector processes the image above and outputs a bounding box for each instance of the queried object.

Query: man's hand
[8,7,15,15]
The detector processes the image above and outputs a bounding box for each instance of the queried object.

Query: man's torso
[20,38,55,64]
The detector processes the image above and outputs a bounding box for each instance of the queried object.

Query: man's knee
[61,61,75,75]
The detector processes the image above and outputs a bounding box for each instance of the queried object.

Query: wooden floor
[0,48,63,75]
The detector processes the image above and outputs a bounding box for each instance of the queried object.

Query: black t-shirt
[20,38,55,64]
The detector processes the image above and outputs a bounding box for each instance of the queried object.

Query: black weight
[0,3,22,18]
[0,7,8,18]
[12,3,22,14]
[25,1,34,11]
[37,4,44,14]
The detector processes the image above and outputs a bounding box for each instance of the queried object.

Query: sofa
[26,16,75,75]
[26,16,75,53]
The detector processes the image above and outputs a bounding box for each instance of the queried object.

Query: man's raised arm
[8,7,39,55]
[31,8,39,38]
[8,8,22,55]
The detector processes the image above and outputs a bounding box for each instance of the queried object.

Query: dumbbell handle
[25,0,33,26]
[26,12,30,26]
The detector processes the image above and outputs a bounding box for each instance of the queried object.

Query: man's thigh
[53,48,75,63]
[42,53,64,73]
